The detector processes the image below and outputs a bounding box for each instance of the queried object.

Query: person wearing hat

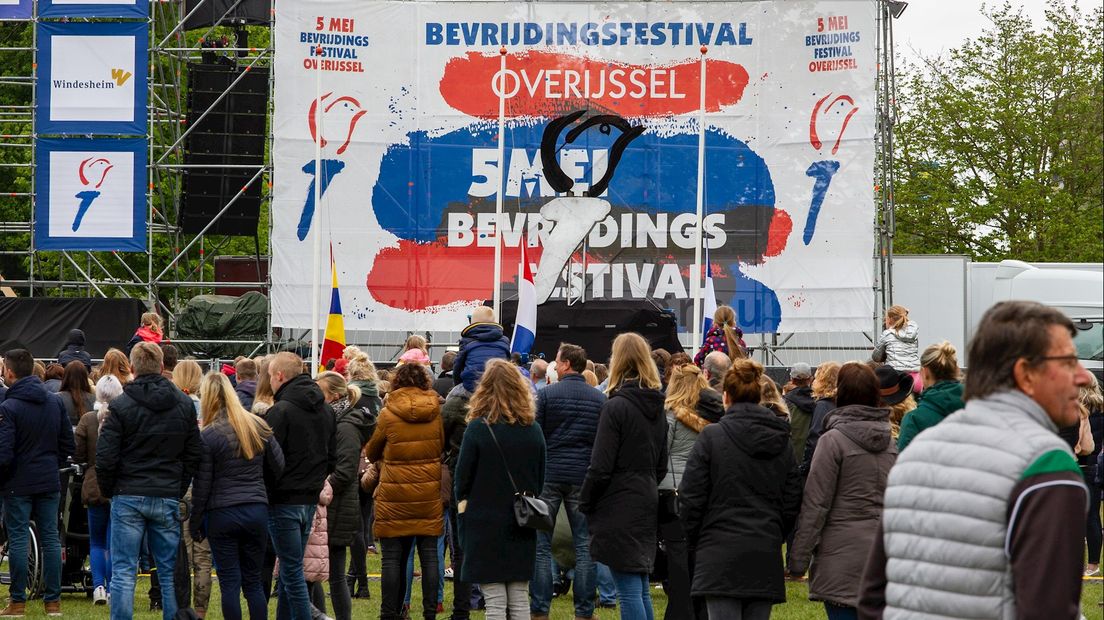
[788,362,896,618]
[784,363,817,464]
[874,365,917,442]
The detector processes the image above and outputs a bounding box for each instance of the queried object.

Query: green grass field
[3,554,1101,619]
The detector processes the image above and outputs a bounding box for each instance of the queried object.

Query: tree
[892,0,1103,263]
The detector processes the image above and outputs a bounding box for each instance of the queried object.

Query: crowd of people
[0,301,1099,620]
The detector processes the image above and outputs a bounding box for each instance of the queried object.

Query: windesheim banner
[273,0,876,334]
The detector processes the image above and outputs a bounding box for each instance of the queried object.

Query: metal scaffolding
[0,1,273,352]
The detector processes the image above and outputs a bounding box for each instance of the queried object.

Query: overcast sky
[891,0,1101,62]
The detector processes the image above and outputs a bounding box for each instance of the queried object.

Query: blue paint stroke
[729,265,782,334]
[72,190,100,231]
[803,160,840,245]
[298,159,346,241]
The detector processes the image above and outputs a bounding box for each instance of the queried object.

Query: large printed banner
[0,0,32,20]
[34,138,147,251]
[273,0,876,334]
[36,21,148,135]
[39,0,149,18]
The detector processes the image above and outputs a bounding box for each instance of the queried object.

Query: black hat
[875,365,914,406]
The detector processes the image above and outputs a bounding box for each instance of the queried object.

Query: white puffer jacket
[875,321,920,371]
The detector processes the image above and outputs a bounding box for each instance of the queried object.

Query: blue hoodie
[453,322,511,393]
[0,376,75,496]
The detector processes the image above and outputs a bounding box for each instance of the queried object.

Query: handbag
[657,418,680,522]
[360,461,381,493]
[483,421,555,532]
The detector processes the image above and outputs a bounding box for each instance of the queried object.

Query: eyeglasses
[1032,355,1082,370]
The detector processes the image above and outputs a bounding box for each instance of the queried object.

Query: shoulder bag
[484,421,554,532]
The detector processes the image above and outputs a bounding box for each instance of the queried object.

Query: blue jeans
[596,562,617,605]
[610,570,653,620]
[825,603,859,620]
[87,503,112,589]
[268,504,316,620]
[404,533,445,606]
[110,495,181,620]
[208,503,269,620]
[530,483,596,617]
[4,492,61,603]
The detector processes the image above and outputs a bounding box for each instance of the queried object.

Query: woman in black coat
[316,372,378,620]
[580,332,668,620]
[678,359,802,620]
[454,359,546,620]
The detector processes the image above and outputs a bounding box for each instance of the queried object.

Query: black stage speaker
[183,0,271,30]
[180,63,269,236]
[498,298,682,365]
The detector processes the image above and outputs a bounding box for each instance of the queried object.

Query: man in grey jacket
[859,301,1093,619]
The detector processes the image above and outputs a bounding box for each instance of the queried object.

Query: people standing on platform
[873,305,921,391]
[453,307,511,396]
[580,333,667,620]
[529,344,604,620]
[693,305,747,366]
[454,359,546,620]
[0,349,76,617]
[189,372,284,620]
[126,312,167,354]
[96,342,202,620]
[265,352,337,620]
[57,328,93,371]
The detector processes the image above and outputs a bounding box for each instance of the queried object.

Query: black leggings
[380,536,438,620]
[349,490,373,581]
[329,545,352,620]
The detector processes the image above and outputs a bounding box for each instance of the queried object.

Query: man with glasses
[859,301,1094,619]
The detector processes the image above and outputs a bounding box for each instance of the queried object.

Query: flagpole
[492,47,507,320]
[691,46,707,349]
[310,46,323,374]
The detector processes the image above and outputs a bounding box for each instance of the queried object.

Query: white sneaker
[93,585,108,605]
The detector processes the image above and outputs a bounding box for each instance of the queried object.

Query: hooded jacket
[365,386,444,538]
[875,321,921,371]
[190,414,285,539]
[659,389,721,490]
[327,393,379,546]
[677,402,802,603]
[579,381,668,574]
[234,380,257,411]
[304,480,333,583]
[896,379,965,452]
[453,322,511,392]
[785,385,817,463]
[57,329,93,371]
[125,325,164,354]
[0,376,75,496]
[788,404,896,607]
[96,373,202,499]
[266,373,337,505]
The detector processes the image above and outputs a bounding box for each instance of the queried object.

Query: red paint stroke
[766,209,792,257]
[440,50,749,119]
[809,92,858,155]
[367,239,546,310]
[308,92,366,155]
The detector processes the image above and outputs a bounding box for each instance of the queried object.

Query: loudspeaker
[498,298,682,364]
[183,0,270,30]
[180,64,269,236]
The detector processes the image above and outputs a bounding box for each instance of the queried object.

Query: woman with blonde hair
[801,361,841,474]
[759,376,790,418]
[453,359,545,619]
[343,350,381,595]
[1080,373,1104,577]
[896,341,964,452]
[581,332,667,620]
[101,348,132,385]
[873,305,921,389]
[658,363,722,620]
[173,359,203,418]
[693,305,747,366]
[190,372,284,620]
[251,356,275,416]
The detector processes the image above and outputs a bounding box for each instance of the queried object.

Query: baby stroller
[0,462,94,598]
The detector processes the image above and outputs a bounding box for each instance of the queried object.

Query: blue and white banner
[39,0,148,19]
[0,0,32,20]
[34,138,147,252]
[36,22,148,135]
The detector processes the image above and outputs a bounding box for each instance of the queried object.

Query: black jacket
[0,376,75,496]
[580,381,668,574]
[328,394,379,546]
[432,371,455,399]
[536,374,606,485]
[96,374,202,499]
[266,374,337,505]
[696,387,725,423]
[190,416,285,539]
[802,398,837,475]
[57,329,93,371]
[441,387,470,475]
[678,402,802,603]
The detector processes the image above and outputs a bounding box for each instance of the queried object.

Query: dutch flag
[701,249,717,346]
[511,241,537,356]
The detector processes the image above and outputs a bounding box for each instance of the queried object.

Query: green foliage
[893,0,1104,263]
